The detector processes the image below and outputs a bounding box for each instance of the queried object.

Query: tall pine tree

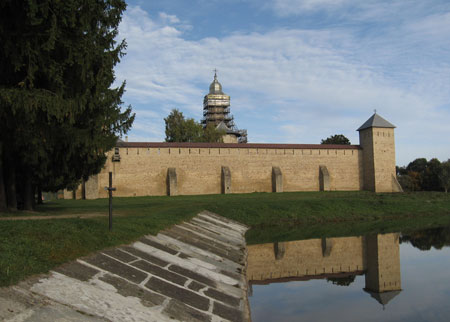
[0,0,134,211]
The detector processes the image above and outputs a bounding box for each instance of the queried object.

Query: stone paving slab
[84,253,148,284]
[153,233,244,274]
[101,249,139,263]
[2,211,250,322]
[119,245,170,267]
[180,222,244,247]
[162,228,244,264]
[163,299,212,322]
[168,264,217,288]
[132,260,188,286]
[131,241,239,287]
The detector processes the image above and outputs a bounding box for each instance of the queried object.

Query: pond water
[247,226,450,322]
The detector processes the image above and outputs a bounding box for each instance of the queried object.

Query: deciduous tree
[406,158,428,174]
[422,158,442,191]
[439,160,450,193]
[164,109,223,143]
[321,134,351,145]
[199,123,225,143]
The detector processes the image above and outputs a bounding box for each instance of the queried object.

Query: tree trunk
[0,149,7,212]
[81,180,86,200]
[22,169,34,211]
[37,186,43,204]
[72,189,76,200]
[31,185,36,209]
[5,161,17,211]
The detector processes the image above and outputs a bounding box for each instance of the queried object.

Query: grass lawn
[1,191,450,287]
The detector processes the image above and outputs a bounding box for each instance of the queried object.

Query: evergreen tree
[0,0,134,211]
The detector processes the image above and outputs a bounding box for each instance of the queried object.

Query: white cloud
[271,0,352,14]
[116,5,450,165]
[406,11,450,39]
[158,12,180,24]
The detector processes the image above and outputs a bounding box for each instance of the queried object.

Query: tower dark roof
[357,113,396,131]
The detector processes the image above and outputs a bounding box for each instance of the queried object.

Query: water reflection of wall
[247,233,401,304]
[248,236,366,282]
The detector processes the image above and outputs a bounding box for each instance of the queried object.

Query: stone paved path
[0,211,250,322]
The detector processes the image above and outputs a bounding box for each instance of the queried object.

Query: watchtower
[358,112,401,192]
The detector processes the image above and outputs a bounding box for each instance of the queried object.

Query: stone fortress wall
[64,71,401,199]
[91,143,363,199]
[65,115,401,200]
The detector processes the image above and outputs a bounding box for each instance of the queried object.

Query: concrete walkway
[0,211,250,322]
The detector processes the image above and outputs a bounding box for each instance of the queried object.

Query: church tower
[202,71,246,143]
[202,71,234,129]
[358,112,402,192]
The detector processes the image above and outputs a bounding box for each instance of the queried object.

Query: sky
[115,0,450,166]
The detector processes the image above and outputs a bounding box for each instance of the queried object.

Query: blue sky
[116,0,450,166]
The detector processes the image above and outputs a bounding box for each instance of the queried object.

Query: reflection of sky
[249,243,450,322]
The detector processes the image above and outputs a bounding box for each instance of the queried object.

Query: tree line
[0,0,134,212]
[397,158,450,192]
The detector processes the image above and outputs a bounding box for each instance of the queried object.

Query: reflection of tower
[364,233,402,307]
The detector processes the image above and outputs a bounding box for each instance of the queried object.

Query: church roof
[357,113,396,131]
[216,121,230,131]
[209,72,224,95]
[216,121,242,136]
